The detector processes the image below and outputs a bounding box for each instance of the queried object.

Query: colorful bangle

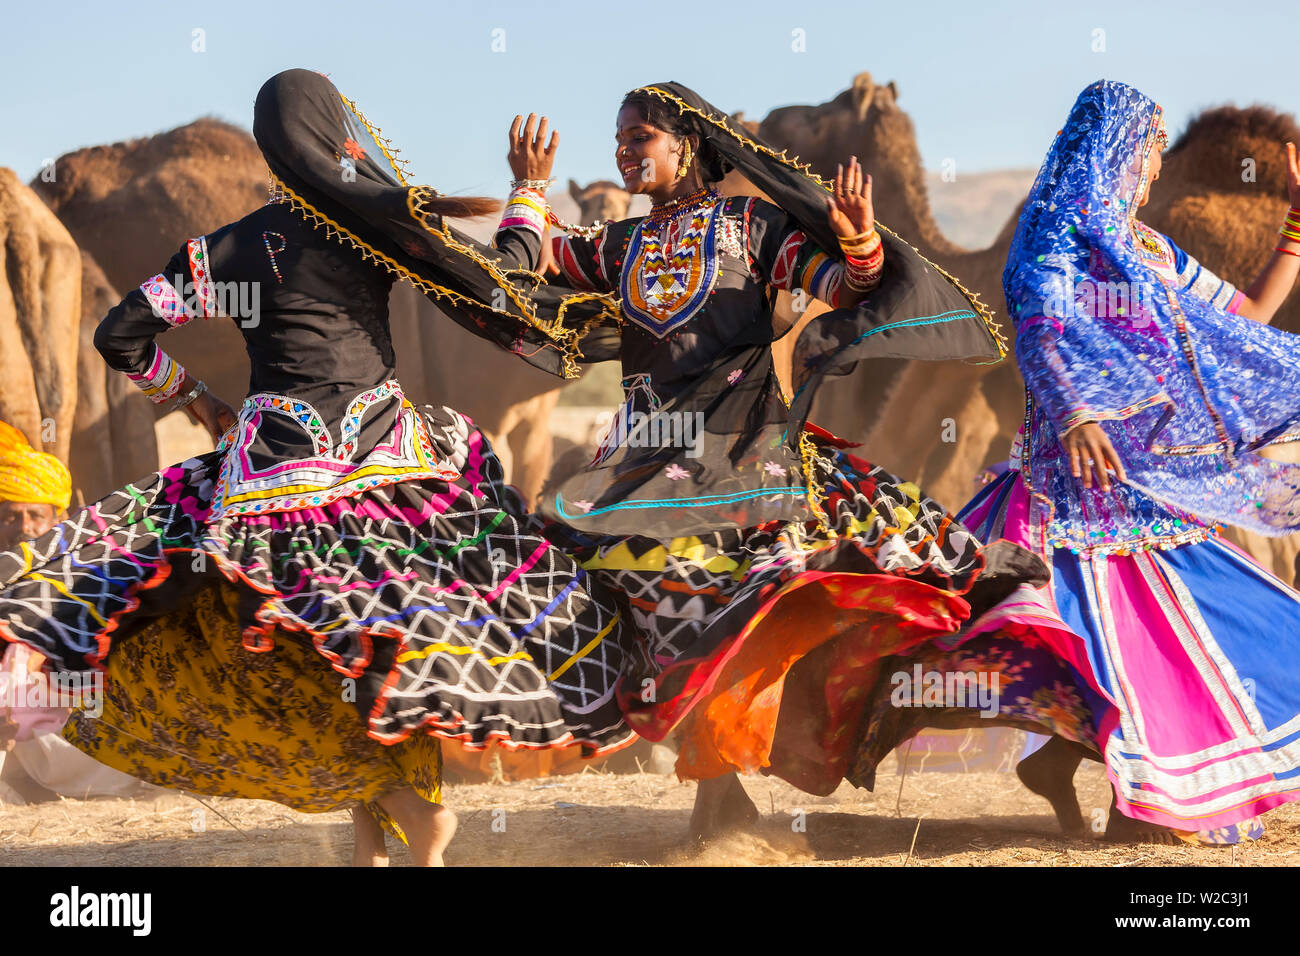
[836,227,877,245]
[498,185,548,236]
[843,271,879,293]
[1275,246,1300,259]
[1281,207,1300,242]
[843,247,884,292]
[837,229,880,258]
[127,347,187,405]
[845,246,883,273]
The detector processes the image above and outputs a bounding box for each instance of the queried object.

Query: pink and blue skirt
[961,469,1300,837]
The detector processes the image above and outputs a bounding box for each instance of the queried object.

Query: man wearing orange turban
[0,420,70,552]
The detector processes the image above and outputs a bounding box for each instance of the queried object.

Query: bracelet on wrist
[511,178,554,192]
[836,226,876,244]
[837,227,878,248]
[173,378,208,414]
[843,243,884,264]
[838,232,881,259]
[1281,208,1300,237]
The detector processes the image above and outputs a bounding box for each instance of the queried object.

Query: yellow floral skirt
[61,581,439,840]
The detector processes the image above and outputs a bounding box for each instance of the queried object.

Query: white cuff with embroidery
[496,186,548,239]
[128,344,186,404]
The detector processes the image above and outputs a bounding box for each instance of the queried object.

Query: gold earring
[677,141,693,179]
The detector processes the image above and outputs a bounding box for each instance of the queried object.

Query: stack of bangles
[1278,206,1300,257]
[499,179,553,236]
[839,227,884,291]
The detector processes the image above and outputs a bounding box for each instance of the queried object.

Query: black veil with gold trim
[252,69,617,380]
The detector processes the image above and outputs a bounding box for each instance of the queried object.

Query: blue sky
[3,0,1294,194]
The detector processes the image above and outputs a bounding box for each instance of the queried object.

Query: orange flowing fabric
[674,571,969,789]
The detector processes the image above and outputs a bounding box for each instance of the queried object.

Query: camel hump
[0,166,82,465]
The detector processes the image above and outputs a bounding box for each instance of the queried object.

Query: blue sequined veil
[1008,80,1300,553]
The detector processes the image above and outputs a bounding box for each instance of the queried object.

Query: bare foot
[1102,792,1184,845]
[1016,736,1087,836]
[351,805,389,867]
[376,788,458,866]
[689,773,759,842]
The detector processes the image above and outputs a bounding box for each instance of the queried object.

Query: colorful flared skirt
[0,405,634,757]
[62,580,439,838]
[543,433,1084,795]
[961,469,1300,832]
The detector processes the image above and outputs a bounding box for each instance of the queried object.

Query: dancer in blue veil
[963,80,1300,841]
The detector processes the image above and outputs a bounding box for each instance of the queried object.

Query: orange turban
[0,420,71,510]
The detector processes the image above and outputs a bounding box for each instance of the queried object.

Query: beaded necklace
[620,189,722,337]
[645,186,715,226]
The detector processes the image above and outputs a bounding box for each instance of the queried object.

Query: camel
[0,169,80,466]
[31,118,568,505]
[757,73,1300,579]
[68,251,159,505]
[756,73,1017,512]
[0,174,146,508]
[568,178,633,223]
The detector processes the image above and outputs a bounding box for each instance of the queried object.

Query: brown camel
[68,251,159,505]
[31,118,567,504]
[757,73,1015,511]
[0,168,80,465]
[568,178,633,223]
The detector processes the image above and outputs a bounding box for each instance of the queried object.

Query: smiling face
[614,103,691,196]
[0,500,57,552]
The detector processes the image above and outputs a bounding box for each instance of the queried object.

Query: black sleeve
[94,238,212,403]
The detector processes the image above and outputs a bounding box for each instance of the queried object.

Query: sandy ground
[4,756,1298,867]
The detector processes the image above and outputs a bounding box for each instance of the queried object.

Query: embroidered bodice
[501,189,866,407]
[1129,221,1243,313]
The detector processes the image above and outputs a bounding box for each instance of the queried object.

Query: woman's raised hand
[1062,421,1127,492]
[508,113,559,183]
[826,155,874,238]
